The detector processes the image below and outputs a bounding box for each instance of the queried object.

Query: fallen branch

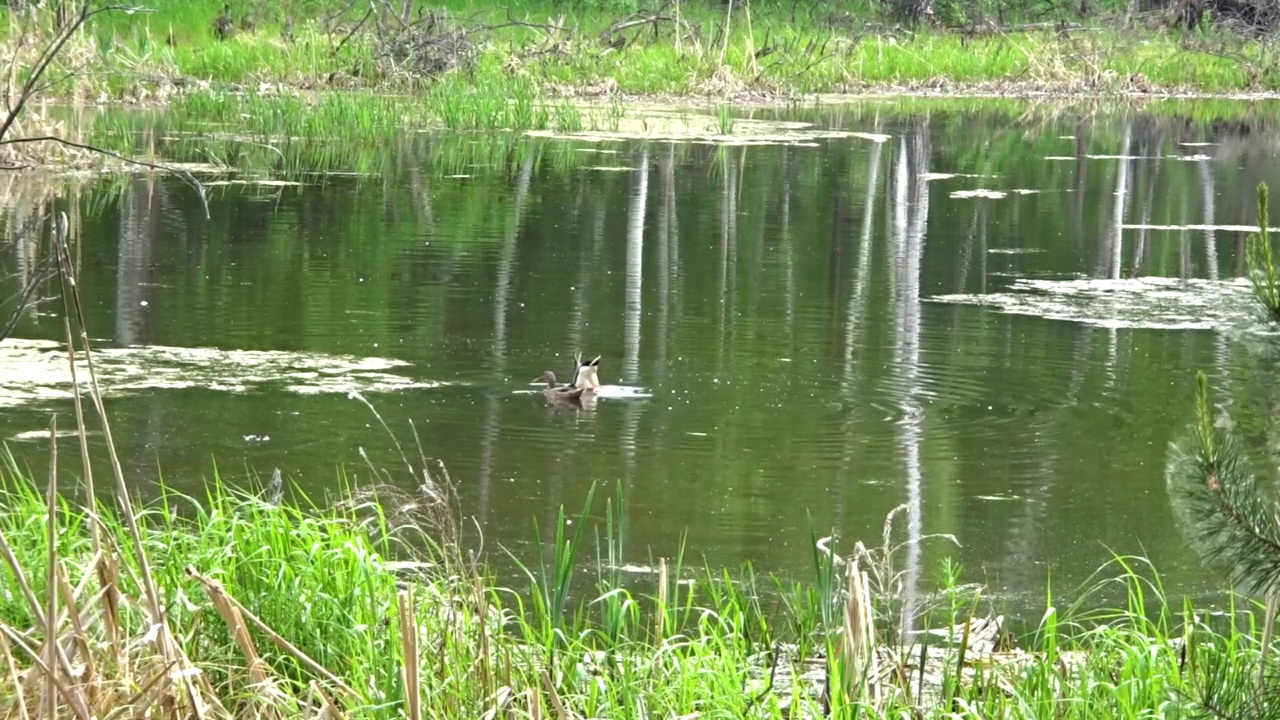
[0,135,210,217]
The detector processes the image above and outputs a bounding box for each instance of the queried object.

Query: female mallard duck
[534,371,587,403]
[571,352,601,390]
[213,4,234,40]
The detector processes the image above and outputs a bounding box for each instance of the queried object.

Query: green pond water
[4,99,1280,619]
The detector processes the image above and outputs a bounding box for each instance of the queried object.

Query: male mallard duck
[571,352,601,390]
[213,4,235,40]
[534,371,586,403]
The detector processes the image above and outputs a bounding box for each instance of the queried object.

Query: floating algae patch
[526,108,890,146]
[0,338,446,409]
[928,276,1256,330]
[9,429,95,442]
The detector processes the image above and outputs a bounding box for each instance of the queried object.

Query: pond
[4,98,1280,621]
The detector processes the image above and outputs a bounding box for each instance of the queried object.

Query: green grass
[0,442,1275,718]
[4,0,1279,135]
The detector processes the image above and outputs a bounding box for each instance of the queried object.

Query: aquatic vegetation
[930,276,1258,330]
[716,104,735,135]
[0,337,446,409]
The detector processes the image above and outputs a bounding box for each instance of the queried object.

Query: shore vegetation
[3,0,1280,149]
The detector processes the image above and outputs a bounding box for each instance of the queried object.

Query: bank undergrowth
[4,0,1280,138]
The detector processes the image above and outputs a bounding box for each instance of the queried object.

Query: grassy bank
[4,0,1279,114]
[0,444,1271,718]
[1,0,1278,170]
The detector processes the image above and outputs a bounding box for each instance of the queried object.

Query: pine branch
[1246,182,1280,323]
[1167,372,1280,599]
[1185,646,1280,720]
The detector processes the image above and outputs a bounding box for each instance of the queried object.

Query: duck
[213,4,234,40]
[534,371,587,403]
[572,352,602,390]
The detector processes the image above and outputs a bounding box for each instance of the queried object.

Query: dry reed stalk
[529,685,543,720]
[43,415,58,720]
[539,669,568,720]
[838,558,878,705]
[655,556,668,643]
[308,680,346,720]
[183,566,358,701]
[0,630,32,720]
[185,566,289,718]
[52,219,209,718]
[474,575,493,701]
[398,587,421,720]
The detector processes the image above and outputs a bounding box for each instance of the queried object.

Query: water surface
[6,99,1280,619]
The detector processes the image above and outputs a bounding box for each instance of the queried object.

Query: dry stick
[184,565,360,700]
[53,234,205,719]
[3,137,209,218]
[0,3,143,143]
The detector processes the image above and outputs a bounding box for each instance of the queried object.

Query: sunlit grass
[1,445,1272,718]
[4,0,1276,112]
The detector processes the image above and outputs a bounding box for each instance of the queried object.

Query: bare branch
[0,135,210,219]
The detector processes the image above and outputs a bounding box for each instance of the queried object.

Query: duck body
[534,371,586,403]
[213,4,234,40]
[572,352,602,390]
